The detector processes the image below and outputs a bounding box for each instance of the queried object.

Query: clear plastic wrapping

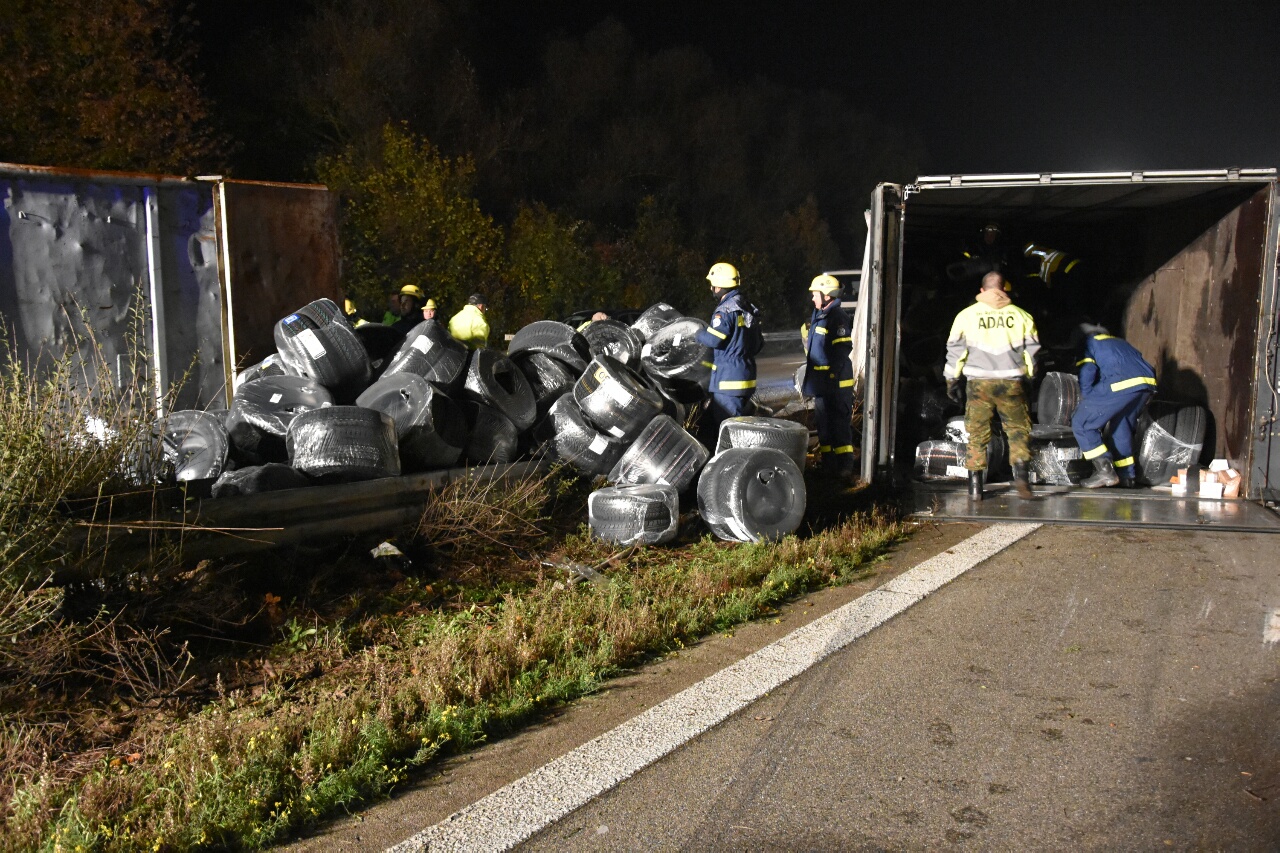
[913,440,967,481]
[211,463,312,498]
[273,298,372,400]
[1138,402,1207,485]
[715,416,809,471]
[382,320,469,391]
[157,410,229,481]
[462,400,519,465]
[226,375,334,463]
[581,319,643,365]
[235,353,292,390]
[286,406,400,481]
[513,351,580,418]
[696,447,806,543]
[574,355,664,442]
[1029,439,1082,485]
[463,349,537,432]
[1036,371,1080,426]
[356,373,467,471]
[631,302,683,342]
[507,320,590,373]
[608,414,710,493]
[639,318,713,386]
[533,393,625,477]
[588,484,679,545]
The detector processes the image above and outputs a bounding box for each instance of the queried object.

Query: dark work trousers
[815,392,855,474]
[704,393,752,447]
[1070,389,1152,475]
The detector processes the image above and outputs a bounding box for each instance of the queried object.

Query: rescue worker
[389,284,426,334]
[944,271,1039,500]
[802,274,855,478]
[1070,323,1156,488]
[449,293,490,349]
[421,298,439,325]
[947,222,1010,286]
[695,261,762,443]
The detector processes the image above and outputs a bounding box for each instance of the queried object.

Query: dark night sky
[476,1,1280,175]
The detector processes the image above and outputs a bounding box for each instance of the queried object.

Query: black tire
[235,353,293,389]
[382,321,469,391]
[357,373,468,471]
[513,351,579,418]
[640,318,713,386]
[588,484,679,545]
[913,440,967,481]
[463,349,538,432]
[715,416,809,471]
[286,406,400,481]
[1037,372,1080,426]
[1137,401,1207,485]
[508,320,590,373]
[581,319,643,366]
[462,400,519,465]
[574,355,664,442]
[608,414,710,493]
[1030,423,1075,441]
[1028,438,1082,485]
[158,410,229,482]
[354,323,407,376]
[631,302,683,342]
[211,463,312,498]
[226,375,334,463]
[533,393,627,476]
[696,447,806,543]
[274,298,372,401]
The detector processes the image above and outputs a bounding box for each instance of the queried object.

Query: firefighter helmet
[809,274,841,298]
[706,262,741,288]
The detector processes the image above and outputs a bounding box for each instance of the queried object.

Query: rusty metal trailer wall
[1122,187,1273,496]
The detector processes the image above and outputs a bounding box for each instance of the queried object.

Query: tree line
[0,0,924,332]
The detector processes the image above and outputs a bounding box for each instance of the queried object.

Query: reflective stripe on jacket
[944,293,1040,380]
[1077,334,1156,397]
[802,303,853,396]
[448,304,490,350]
[695,290,760,396]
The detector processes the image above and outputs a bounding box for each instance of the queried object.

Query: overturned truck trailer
[0,161,340,411]
[860,168,1280,532]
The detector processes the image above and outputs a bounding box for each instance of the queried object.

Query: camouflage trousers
[964,378,1032,470]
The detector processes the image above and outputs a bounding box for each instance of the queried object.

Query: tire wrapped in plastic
[631,302,683,342]
[1037,371,1080,426]
[235,353,292,390]
[608,414,710,493]
[226,375,334,463]
[463,400,519,465]
[574,354,664,442]
[715,416,809,471]
[581,319,643,365]
[1137,402,1207,485]
[508,320,590,373]
[356,373,467,471]
[640,318,713,386]
[463,349,538,432]
[912,440,967,481]
[939,417,1010,482]
[697,447,807,543]
[354,323,407,376]
[287,406,400,482]
[211,463,312,498]
[157,410,229,482]
[1029,439,1082,485]
[533,393,626,477]
[382,321,469,392]
[589,484,679,546]
[274,298,372,401]
[513,351,579,419]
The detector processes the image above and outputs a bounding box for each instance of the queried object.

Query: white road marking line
[387,522,1042,853]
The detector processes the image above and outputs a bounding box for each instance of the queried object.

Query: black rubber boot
[1011,461,1034,499]
[1118,472,1137,488]
[968,470,985,501]
[1081,457,1120,488]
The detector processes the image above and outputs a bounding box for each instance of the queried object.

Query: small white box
[1209,458,1230,472]
[1199,481,1224,499]
[1171,481,1188,496]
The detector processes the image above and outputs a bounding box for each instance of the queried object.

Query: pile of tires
[697,448,806,543]
[588,484,679,545]
[287,406,400,481]
[1029,440,1083,485]
[912,440,967,481]
[274,298,372,402]
[640,318,713,387]
[580,319,643,365]
[532,393,626,477]
[356,373,467,471]
[1137,401,1207,485]
[382,320,468,391]
[715,416,809,471]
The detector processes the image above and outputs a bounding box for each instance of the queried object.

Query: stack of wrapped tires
[152,299,809,543]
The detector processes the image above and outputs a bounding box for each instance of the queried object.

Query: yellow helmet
[400,284,425,300]
[424,298,437,310]
[809,274,841,297]
[706,262,740,288]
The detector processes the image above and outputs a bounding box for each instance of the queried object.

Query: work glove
[946,379,965,404]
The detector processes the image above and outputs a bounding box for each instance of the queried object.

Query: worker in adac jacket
[1071,323,1156,488]
[803,274,855,478]
[695,262,763,442]
[944,271,1039,501]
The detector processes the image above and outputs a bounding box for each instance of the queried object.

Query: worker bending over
[1071,323,1156,488]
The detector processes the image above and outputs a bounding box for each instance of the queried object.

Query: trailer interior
[881,172,1280,531]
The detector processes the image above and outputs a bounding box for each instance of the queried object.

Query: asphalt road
[519,524,1280,851]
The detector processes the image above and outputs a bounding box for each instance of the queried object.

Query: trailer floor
[908,482,1280,533]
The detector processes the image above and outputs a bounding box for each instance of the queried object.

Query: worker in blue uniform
[1071,323,1157,488]
[802,274,855,478]
[695,261,762,444]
